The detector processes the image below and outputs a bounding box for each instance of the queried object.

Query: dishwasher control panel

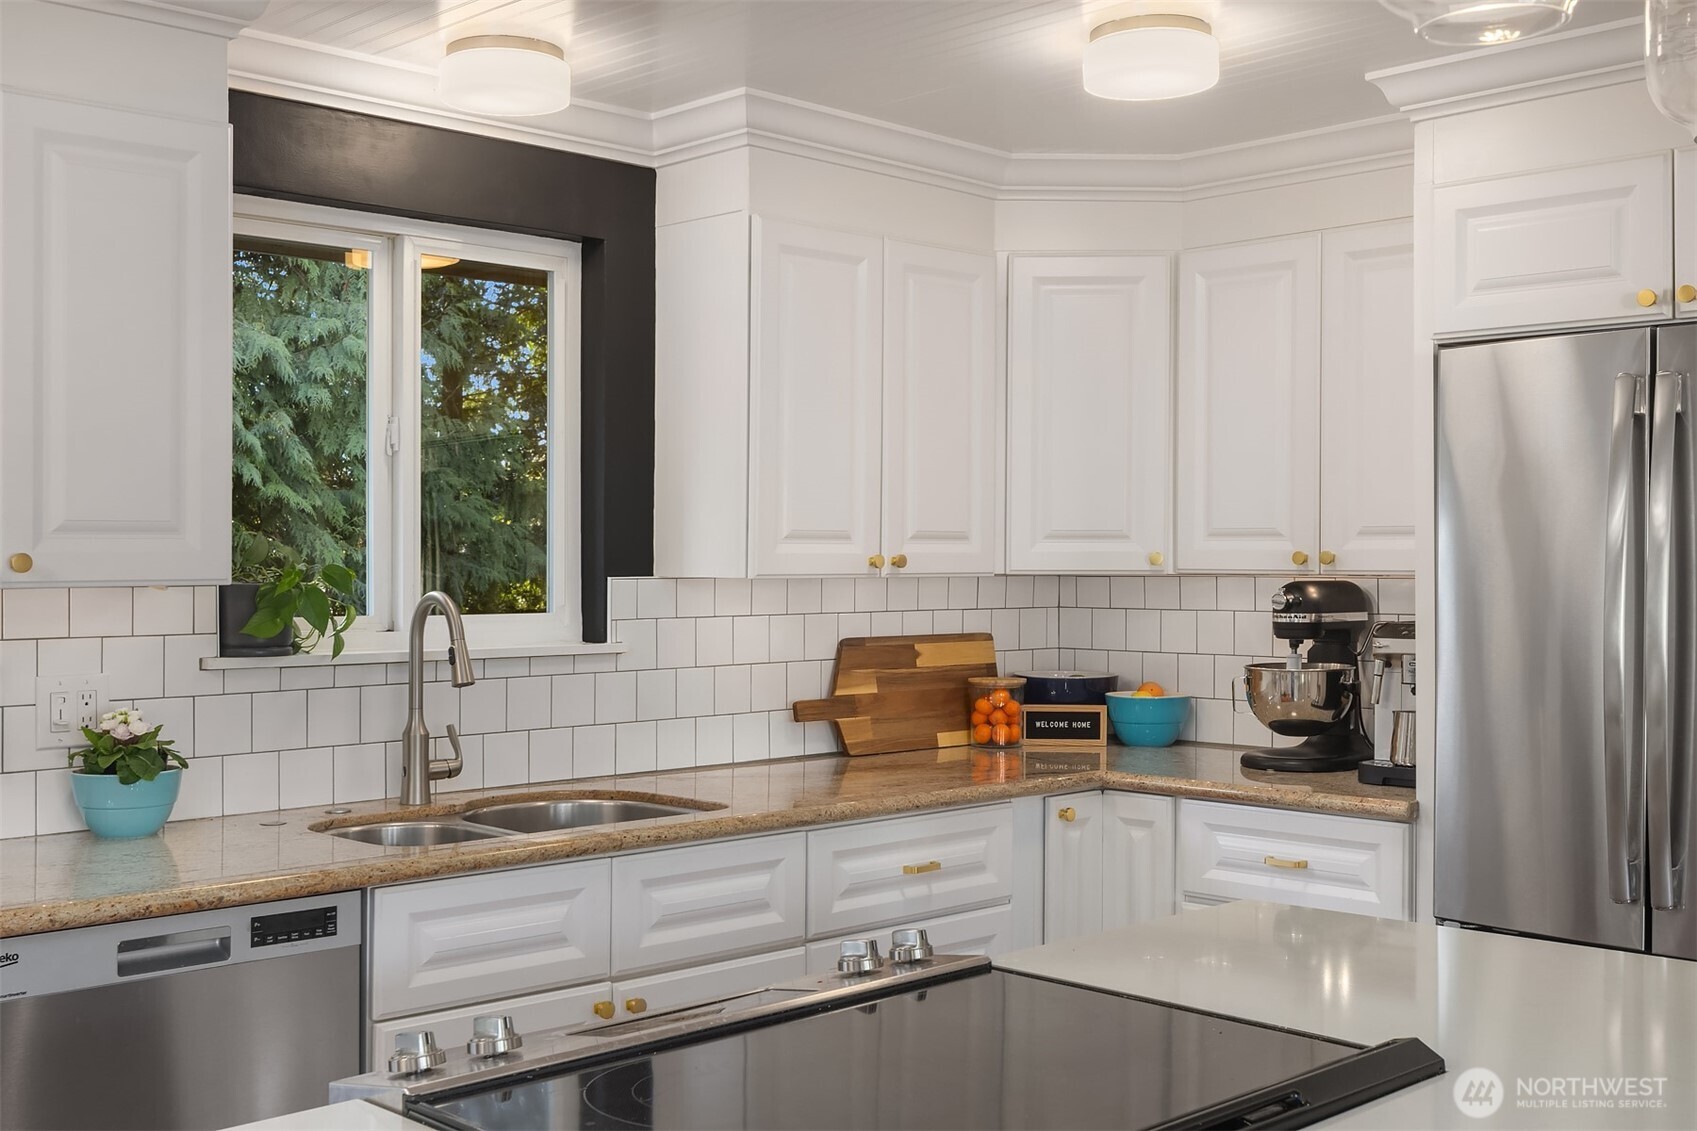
[251,905,338,948]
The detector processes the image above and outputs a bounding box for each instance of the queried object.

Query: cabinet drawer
[368,981,613,1066]
[805,903,1015,974]
[611,833,806,975]
[1177,800,1410,920]
[806,805,1014,937]
[613,947,807,1022]
[370,860,612,1020]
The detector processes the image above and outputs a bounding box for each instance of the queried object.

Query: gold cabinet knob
[592,1000,615,1020]
[1637,288,1661,308]
[1319,550,1336,566]
[624,997,648,1015]
[1291,550,1310,566]
[890,554,908,568]
[1058,806,1076,822]
[1679,284,1697,304]
[7,553,32,574]
[868,554,886,569]
[1147,550,1164,567]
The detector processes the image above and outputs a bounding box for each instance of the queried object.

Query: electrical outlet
[36,675,109,750]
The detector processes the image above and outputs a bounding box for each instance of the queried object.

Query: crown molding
[48,0,269,40]
[1367,17,1645,120]
[227,28,1415,201]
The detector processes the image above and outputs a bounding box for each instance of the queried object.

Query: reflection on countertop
[0,741,1413,936]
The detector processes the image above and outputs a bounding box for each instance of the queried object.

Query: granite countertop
[0,742,1415,937]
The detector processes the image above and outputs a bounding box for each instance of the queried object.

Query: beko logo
[0,952,19,969]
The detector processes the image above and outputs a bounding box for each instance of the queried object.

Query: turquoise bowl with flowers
[70,768,181,837]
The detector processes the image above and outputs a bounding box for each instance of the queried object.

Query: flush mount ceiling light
[438,35,571,117]
[1378,1,1575,46]
[1083,14,1220,101]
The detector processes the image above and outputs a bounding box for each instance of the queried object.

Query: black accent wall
[228,91,655,641]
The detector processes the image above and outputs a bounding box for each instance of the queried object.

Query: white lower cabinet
[1043,792,1105,941]
[1177,799,1412,920]
[803,903,1017,975]
[806,804,1015,937]
[1044,791,1175,943]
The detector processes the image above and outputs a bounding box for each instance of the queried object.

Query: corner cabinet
[1006,256,1172,574]
[655,215,997,578]
[1043,791,1175,943]
[0,92,231,586]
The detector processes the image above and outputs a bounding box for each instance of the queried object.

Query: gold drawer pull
[592,1000,615,1020]
[1057,807,1077,823]
[624,997,648,1015]
[902,860,942,875]
[1263,855,1309,870]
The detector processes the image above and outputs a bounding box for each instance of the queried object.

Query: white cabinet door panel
[1176,237,1321,572]
[1433,154,1673,334]
[1042,791,1103,943]
[750,217,883,576]
[1101,792,1176,928]
[1677,147,1697,322]
[1,92,230,585]
[806,805,1014,937]
[368,981,613,1066]
[882,240,997,575]
[1177,799,1411,920]
[1319,222,1417,574]
[804,903,1016,973]
[370,860,612,1019]
[1007,256,1172,573]
[610,833,806,975]
[613,947,807,1021]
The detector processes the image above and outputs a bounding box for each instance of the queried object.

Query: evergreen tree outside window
[232,201,582,643]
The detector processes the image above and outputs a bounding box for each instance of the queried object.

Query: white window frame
[233,196,584,650]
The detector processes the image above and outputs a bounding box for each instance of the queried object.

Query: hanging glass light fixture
[1378,1,1576,46]
[1647,0,1697,141]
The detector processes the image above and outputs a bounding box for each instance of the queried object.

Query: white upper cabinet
[882,240,997,575]
[1677,148,1697,321]
[1319,222,1417,575]
[750,218,885,577]
[1176,236,1321,573]
[1007,255,1172,574]
[1432,153,1674,335]
[1,92,231,586]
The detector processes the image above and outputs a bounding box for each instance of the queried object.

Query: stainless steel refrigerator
[1436,324,1694,961]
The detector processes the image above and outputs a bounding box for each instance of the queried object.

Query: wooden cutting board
[791,633,998,755]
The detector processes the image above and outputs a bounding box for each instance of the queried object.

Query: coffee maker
[1239,578,1374,773]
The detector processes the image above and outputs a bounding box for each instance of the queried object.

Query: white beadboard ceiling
[244,0,1639,155]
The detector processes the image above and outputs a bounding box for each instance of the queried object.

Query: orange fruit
[990,723,1012,745]
[1008,723,1021,742]
[990,689,1010,707]
[973,724,993,744]
[973,696,994,716]
[988,708,1008,727]
[1134,681,1165,697]
[1002,700,1020,719]
[971,711,988,726]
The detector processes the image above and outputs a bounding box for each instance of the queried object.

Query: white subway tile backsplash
[1160,610,1197,653]
[786,578,822,614]
[136,697,194,754]
[460,679,508,735]
[821,577,855,612]
[332,664,384,687]
[333,743,386,803]
[714,578,752,617]
[70,588,132,637]
[172,756,224,820]
[657,618,696,669]
[277,748,332,809]
[37,636,100,678]
[1109,576,1144,609]
[869,611,903,636]
[1058,575,1077,607]
[616,619,657,671]
[768,615,803,662]
[636,669,676,721]
[484,731,530,787]
[902,611,934,636]
[751,578,787,615]
[1033,576,1060,607]
[193,693,252,757]
[225,667,283,694]
[1,770,37,838]
[1196,610,1236,655]
[1144,576,1181,609]
[575,725,615,777]
[1058,608,1091,648]
[306,687,361,747]
[714,666,751,715]
[132,587,196,636]
[164,635,223,697]
[2,707,52,772]
[695,715,733,766]
[614,721,657,774]
[731,712,769,762]
[35,769,84,834]
[530,727,572,782]
[933,610,963,634]
[551,674,596,727]
[676,578,715,617]
[1,641,34,706]
[223,751,280,815]
[656,717,695,770]
[948,577,977,609]
[507,677,552,732]
[769,711,805,758]
[484,658,531,678]
[1216,576,1255,611]
[837,612,871,638]
[636,578,676,620]
[1180,576,1217,610]
[675,667,715,718]
[1091,609,1126,651]
[853,577,886,613]
[695,617,734,667]
[609,578,639,621]
[3,588,69,639]
[786,661,823,703]
[1077,577,1111,608]
[1004,575,1035,608]
[750,664,787,712]
[255,690,309,752]
[594,671,637,724]
[732,616,769,664]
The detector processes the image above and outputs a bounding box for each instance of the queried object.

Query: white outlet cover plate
[35,675,108,750]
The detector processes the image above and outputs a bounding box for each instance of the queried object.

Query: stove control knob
[889,928,934,964]
[837,938,884,975]
[388,1030,447,1075]
[466,1014,523,1058]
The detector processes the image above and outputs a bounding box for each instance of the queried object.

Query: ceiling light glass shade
[1648,0,1697,141]
[1378,1,1575,46]
[438,35,571,117]
[1083,15,1220,101]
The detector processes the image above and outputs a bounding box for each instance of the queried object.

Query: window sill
[201,641,625,671]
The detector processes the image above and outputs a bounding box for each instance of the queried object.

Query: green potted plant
[67,709,188,838]
[220,531,358,658]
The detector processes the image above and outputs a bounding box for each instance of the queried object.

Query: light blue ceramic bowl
[1105,692,1191,747]
[70,768,181,838]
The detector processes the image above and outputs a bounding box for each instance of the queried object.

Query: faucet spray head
[448,641,475,688]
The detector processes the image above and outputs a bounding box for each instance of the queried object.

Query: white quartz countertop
[996,901,1697,1129]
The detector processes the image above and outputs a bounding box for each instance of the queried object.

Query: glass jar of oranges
[966,676,1026,748]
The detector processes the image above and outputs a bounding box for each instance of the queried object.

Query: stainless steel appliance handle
[1604,372,1648,906]
[116,926,232,977]
[1647,372,1691,912]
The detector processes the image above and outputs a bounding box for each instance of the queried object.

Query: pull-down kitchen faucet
[400,591,475,806]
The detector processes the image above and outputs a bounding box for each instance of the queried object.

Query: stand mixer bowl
[1242,662,1357,736]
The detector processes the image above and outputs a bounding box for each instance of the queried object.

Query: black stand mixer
[1239,579,1374,773]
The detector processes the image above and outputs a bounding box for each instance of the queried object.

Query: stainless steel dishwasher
[0,890,362,1130]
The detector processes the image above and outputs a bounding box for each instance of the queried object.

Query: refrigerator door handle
[1605,372,1648,906]
[1647,371,1691,912]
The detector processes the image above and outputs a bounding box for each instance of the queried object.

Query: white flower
[110,724,133,741]
[100,711,118,722]
[98,719,116,733]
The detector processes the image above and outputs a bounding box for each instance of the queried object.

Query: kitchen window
[232,198,583,646]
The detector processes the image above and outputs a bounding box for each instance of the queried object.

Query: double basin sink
[324,797,719,847]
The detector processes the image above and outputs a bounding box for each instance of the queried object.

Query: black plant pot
[218,583,293,657]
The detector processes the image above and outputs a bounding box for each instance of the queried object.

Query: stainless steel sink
[458,798,699,834]
[327,821,509,846]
